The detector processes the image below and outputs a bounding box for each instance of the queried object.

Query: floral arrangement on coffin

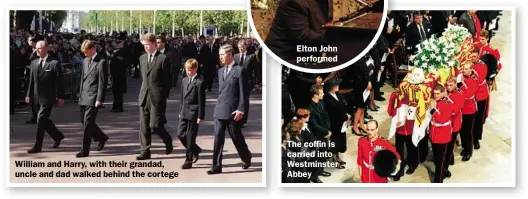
[442,25,471,46]
[410,35,459,74]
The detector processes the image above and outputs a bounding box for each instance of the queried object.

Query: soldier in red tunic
[445,78,465,178]
[429,84,455,183]
[470,48,490,150]
[476,30,502,77]
[458,61,479,161]
[357,120,401,183]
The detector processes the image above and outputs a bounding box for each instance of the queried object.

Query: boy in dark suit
[178,59,205,169]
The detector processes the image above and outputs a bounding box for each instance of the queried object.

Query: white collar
[159,48,165,54]
[329,92,338,100]
[91,53,98,61]
[190,73,197,81]
[227,60,235,68]
[149,52,156,57]
[302,122,310,132]
[39,54,49,62]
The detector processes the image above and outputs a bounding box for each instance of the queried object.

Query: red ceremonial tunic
[473,61,489,101]
[429,98,455,144]
[448,89,465,132]
[357,137,401,183]
[461,75,479,115]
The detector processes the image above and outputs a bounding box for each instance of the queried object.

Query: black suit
[138,51,173,153]
[26,56,64,150]
[429,10,454,36]
[307,100,331,141]
[178,75,205,164]
[234,52,257,124]
[198,44,218,90]
[79,54,109,153]
[323,92,348,153]
[110,48,127,111]
[285,70,318,109]
[405,21,432,55]
[457,12,476,38]
[160,47,183,87]
[212,63,251,168]
[265,0,329,64]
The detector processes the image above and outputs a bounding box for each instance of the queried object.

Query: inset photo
[250,0,387,73]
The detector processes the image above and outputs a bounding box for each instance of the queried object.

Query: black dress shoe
[461,154,471,161]
[368,106,379,112]
[460,150,466,156]
[393,176,401,181]
[365,114,373,120]
[474,142,480,150]
[310,177,323,183]
[242,159,251,169]
[406,167,416,175]
[379,92,385,95]
[207,167,223,175]
[193,148,202,163]
[136,152,151,160]
[321,171,331,177]
[76,151,89,158]
[110,109,123,113]
[181,163,192,170]
[26,119,37,124]
[164,140,173,155]
[444,169,452,178]
[450,157,455,165]
[375,105,380,109]
[98,136,108,151]
[27,147,42,153]
[53,135,65,148]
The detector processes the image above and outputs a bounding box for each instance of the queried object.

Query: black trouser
[203,65,215,90]
[461,114,475,155]
[33,104,64,149]
[29,100,38,121]
[474,99,488,143]
[432,142,449,183]
[172,68,180,87]
[445,132,458,171]
[178,118,202,164]
[139,97,172,153]
[112,75,125,111]
[395,133,418,175]
[212,119,251,168]
[418,133,429,162]
[242,88,250,125]
[80,105,107,153]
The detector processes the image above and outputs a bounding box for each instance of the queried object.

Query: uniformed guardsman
[357,120,401,183]
[393,91,419,181]
[477,30,502,73]
[445,77,464,178]
[458,61,479,161]
[471,48,489,150]
[429,84,455,183]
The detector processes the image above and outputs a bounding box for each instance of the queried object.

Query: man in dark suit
[307,84,332,178]
[156,36,182,88]
[405,11,432,55]
[25,41,65,153]
[458,10,477,39]
[178,59,205,169]
[234,40,258,126]
[198,36,218,92]
[429,10,455,37]
[207,44,252,175]
[137,33,174,160]
[265,0,331,64]
[76,40,109,158]
[110,41,128,112]
[26,36,40,124]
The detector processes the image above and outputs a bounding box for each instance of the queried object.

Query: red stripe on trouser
[470,115,475,151]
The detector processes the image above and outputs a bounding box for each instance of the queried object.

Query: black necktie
[224,67,228,80]
[39,59,44,68]
[240,54,244,66]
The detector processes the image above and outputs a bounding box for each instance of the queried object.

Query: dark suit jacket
[139,51,173,107]
[79,54,108,106]
[180,76,206,120]
[234,52,258,82]
[26,56,64,106]
[323,93,348,132]
[160,47,182,75]
[307,100,331,141]
[214,64,248,120]
[198,44,219,67]
[405,21,432,55]
[265,0,329,62]
[458,12,476,38]
[182,43,198,59]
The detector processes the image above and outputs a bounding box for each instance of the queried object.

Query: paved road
[10,74,263,184]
